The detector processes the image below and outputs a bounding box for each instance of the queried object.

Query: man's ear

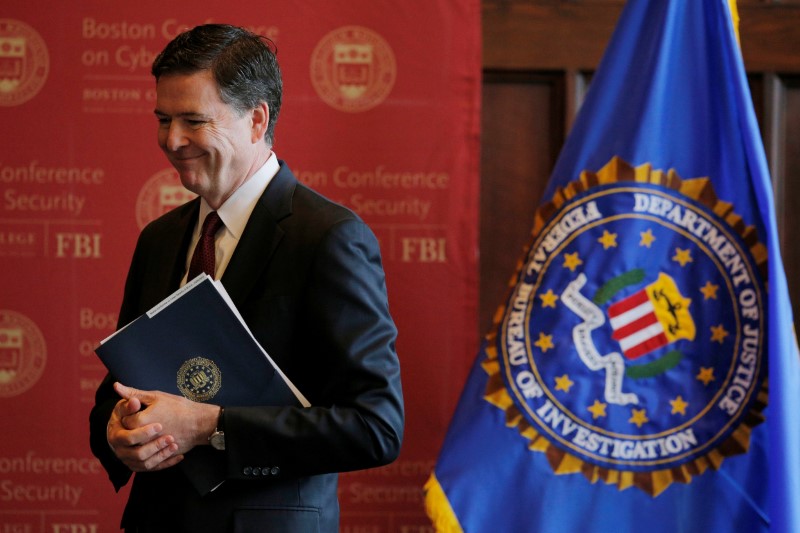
[250,102,269,143]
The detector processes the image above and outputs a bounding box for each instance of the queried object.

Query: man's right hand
[107,389,184,472]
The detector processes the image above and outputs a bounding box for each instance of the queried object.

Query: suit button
[243,467,252,475]
[270,467,280,476]
[252,467,261,475]
[261,468,270,476]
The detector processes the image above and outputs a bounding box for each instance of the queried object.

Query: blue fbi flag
[425,1,800,532]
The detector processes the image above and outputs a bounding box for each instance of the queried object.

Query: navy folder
[96,274,309,495]
[96,274,308,408]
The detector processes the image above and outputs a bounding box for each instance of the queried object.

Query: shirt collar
[197,152,280,239]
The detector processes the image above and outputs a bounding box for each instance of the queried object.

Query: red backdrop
[0,2,480,531]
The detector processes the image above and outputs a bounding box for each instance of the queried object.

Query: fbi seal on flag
[483,157,767,496]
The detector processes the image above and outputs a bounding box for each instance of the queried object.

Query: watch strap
[216,406,225,432]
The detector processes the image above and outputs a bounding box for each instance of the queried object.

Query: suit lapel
[167,200,201,292]
[131,199,199,317]
[220,163,296,307]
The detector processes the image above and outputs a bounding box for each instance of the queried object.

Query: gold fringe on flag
[728,0,740,45]
[423,474,464,533]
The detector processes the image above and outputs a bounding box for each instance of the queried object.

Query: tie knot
[201,211,224,238]
[188,211,225,280]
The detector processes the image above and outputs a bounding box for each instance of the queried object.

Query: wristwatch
[209,406,225,451]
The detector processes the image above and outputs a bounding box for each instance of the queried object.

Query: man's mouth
[172,154,203,161]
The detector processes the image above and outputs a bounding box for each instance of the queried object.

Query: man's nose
[164,122,188,151]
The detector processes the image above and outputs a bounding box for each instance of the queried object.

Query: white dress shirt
[181,152,280,286]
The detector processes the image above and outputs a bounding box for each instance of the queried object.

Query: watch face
[210,431,225,451]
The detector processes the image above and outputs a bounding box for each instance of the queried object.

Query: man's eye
[157,117,170,126]
[187,119,206,126]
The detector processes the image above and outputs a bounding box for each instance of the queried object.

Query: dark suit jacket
[89,162,404,532]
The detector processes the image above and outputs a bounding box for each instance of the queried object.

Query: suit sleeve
[87,227,152,491]
[223,217,404,479]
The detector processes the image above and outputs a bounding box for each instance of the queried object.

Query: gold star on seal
[700,281,719,300]
[710,324,729,343]
[534,332,554,353]
[629,409,649,428]
[598,230,618,250]
[563,252,583,272]
[670,395,689,416]
[587,400,607,420]
[672,248,693,267]
[696,367,715,385]
[539,289,559,308]
[554,374,574,393]
[639,229,656,248]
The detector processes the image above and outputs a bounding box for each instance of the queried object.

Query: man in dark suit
[89,24,404,532]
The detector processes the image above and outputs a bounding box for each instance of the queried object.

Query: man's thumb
[114,382,152,404]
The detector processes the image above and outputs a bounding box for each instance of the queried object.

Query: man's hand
[110,382,221,466]
[106,384,183,472]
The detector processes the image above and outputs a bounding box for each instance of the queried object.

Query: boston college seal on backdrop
[135,167,197,229]
[0,310,47,398]
[0,19,49,107]
[310,25,396,113]
[483,157,767,496]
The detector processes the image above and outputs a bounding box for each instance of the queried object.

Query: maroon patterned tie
[188,211,224,280]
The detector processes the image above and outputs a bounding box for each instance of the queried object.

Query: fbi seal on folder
[177,356,221,402]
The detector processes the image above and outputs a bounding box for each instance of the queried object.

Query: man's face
[154,70,262,208]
